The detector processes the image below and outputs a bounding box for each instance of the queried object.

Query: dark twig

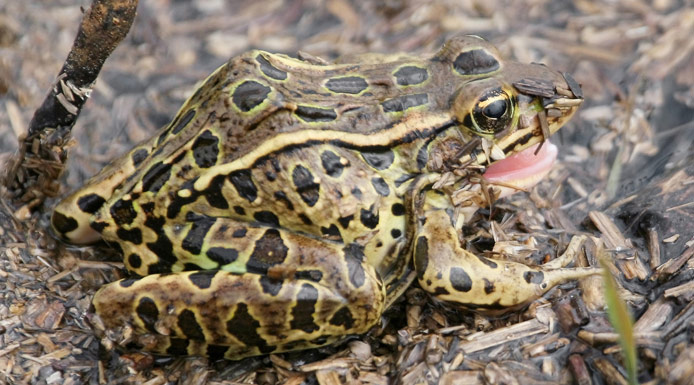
[2,0,138,214]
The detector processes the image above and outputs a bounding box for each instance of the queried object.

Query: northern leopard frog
[52,35,593,360]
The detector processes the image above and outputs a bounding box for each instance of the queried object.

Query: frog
[51,35,595,360]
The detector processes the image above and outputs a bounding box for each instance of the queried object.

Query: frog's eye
[469,88,514,135]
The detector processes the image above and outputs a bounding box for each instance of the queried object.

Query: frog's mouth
[482,141,558,197]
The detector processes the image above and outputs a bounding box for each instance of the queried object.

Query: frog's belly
[96,144,409,276]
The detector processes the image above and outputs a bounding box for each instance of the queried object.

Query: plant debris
[1,0,693,384]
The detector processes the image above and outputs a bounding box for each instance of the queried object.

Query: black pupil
[482,99,507,119]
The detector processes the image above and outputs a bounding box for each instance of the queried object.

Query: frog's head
[436,35,583,195]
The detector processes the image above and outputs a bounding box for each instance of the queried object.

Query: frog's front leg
[93,224,385,360]
[413,193,598,310]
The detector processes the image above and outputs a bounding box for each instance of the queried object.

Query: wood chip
[589,211,650,280]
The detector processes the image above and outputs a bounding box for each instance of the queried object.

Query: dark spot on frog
[144,211,165,229]
[450,267,472,292]
[361,150,394,170]
[259,276,283,296]
[391,203,406,216]
[232,80,271,112]
[206,345,229,361]
[206,247,239,265]
[188,271,217,289]
[483,278,495,294]
[394,173,415,187]
[320,224,342,241]
[176,164,193,179]
[116,227,142,244]
[178,309,205,340]
[265,170,276,181]
[183,263,202,271]
[351,187,362,198]
[299,213,313,225]
[393,66,429,86]
[325,76,368,94]
[321,150,345,178]
[136,297,159,333]
[274,191,295,211]
[110,198,137,226]
[131,148,149,167]
[414,236,428,281]
[90,221,108,233]
[202,174,229,209]
[141,161,172,193]
[292,165,320,207]
[452,49,500,75]
[433,287,450,295]
[232,228,247,238]
[295,105,337,122]
[338,215,353,229]
[329,307,354,329]
[247,229,289,274]
[381,93,428,113]
[171,108,197,136]
[271,158,281,172]
[227,303,274,353]
[128,253,142,269]
[343,243,366,288]
[166,338,190,356]
[391,229,402,239]
[290,283,320,333]
[360,206,379,229]
[182,213,216,255]
[192,130,220,168]
[371,177,390,196]
[229,169,258,202]
[146,229,176,274]
[156,127,172,147]
[166,180,197,219]
[77,193,106,214]
[524,271,545,284]
[254,211,280,227]
[295,269,323,283]
[51,211,78,234]
[233,206,246,216]
[256,53,287,80]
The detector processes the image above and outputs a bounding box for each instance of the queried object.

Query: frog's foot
[92,225,386,360]
[414,209,599,311]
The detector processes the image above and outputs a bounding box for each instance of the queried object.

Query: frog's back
[51,35,506,247]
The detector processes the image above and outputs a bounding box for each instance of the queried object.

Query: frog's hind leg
[92,221,386,360]
[413,209,599,311]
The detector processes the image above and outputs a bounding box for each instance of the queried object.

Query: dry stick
[4,0,138,210]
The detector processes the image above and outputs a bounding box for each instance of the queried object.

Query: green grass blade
[599,257,638,385]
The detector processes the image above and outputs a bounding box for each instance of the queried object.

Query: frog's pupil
[483,99,506,119]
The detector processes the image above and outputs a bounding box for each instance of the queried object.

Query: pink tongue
[483,141,558,193]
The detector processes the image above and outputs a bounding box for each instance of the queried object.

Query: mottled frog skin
[52,35,593,360]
